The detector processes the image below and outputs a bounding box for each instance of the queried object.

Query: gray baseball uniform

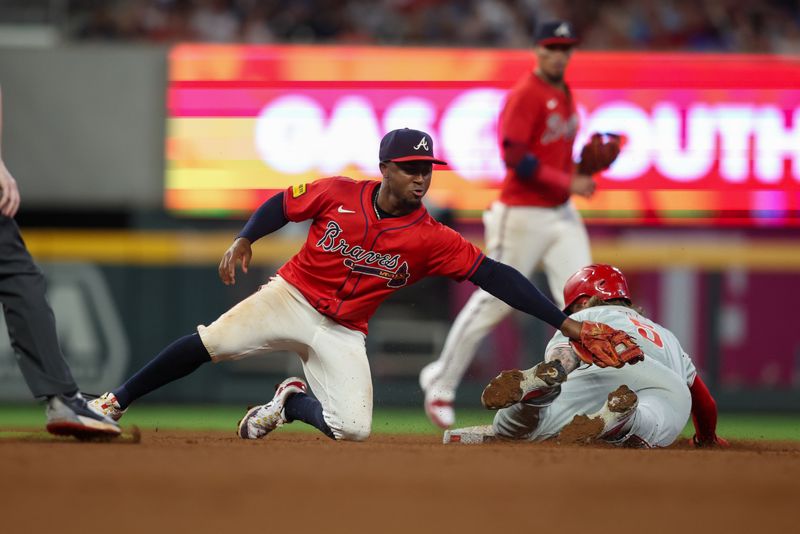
[494,305,695,447]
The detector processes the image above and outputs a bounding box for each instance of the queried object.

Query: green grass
[2,404,799,440]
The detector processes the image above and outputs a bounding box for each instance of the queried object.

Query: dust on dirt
[1,430,798,534]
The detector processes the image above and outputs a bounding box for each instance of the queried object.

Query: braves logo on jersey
[343,259,410,288]
[316,221,411,287]
[540,112,579,145]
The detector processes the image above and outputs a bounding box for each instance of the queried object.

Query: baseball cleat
[443,425,498,445]
[558,384,639,445]
[419,361,455,429]
[87,392,126,422]
[481,360,567,410]
[424,394,455,430]
[237,377,307,439]
[46,392,121,439]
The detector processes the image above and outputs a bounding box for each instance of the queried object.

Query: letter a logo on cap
[555,23,570,37]
[413,137,430,151]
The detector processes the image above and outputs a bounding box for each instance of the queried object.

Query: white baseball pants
[492,357,692,447]
[197,276,372,441]
[429,200,591,392]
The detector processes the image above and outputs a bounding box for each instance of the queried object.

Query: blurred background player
[0,85,120,439]
[87,128,639,442]
[447,264,727,448]
[421,21,619,429]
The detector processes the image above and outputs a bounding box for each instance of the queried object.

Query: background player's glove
[689,434,730,448]
[577,133,621,175]
[570,321,644,368]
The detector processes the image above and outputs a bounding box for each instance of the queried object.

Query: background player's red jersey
[278,177,484,334]
[498,73,578,207]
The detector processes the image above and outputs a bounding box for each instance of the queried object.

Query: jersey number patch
[628,317,664,348]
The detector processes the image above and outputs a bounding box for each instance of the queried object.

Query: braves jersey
[277,177,485,334]
[498,72,578,207]
[546,305,698,386]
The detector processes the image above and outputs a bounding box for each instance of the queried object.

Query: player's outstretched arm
[469,257,643,367]
[218,191,290,285]
[545,344,582,374]
[469,256,568,328]
[688,374,729,448]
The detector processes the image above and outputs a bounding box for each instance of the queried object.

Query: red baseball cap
[379,128,447,165]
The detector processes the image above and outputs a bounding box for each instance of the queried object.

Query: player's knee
[332,420,371,442]
[493,420,531,440]
[326,410,372,441]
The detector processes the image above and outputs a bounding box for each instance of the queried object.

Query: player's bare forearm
[559,317,582,340]
[545,344,581,373]
[569,173,596,198]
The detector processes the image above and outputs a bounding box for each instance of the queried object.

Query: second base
[443,425,498,444]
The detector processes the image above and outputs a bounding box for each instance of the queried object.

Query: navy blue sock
[284,393,335,439]
[113,333,211,409]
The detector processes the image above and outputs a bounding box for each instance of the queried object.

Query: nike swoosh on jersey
[337,206,356,214]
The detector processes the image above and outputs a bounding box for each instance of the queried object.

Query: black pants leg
[0,216,78,398]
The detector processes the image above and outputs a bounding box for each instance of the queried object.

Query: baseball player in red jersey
[421,21,604,429]
[88,128,639,441]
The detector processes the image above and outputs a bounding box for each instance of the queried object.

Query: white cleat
[237,377,307,439]
[425,392,455,430]
[419,361,455,429]
[481,361,567,410]
[87,392,126,422]
[558,385,639,445]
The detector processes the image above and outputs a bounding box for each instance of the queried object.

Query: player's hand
[690,434,730,448]
[0,160,21,218]
[219,237,252,286]
[570,173,596,198]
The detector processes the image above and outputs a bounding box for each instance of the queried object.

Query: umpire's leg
[0,217,78,397]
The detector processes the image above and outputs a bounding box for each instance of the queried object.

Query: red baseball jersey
[498,72,579,207]
[277,177,485,334]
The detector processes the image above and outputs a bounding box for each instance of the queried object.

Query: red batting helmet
[563,264,631,311]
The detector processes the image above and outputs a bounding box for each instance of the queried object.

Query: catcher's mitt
[577,133,621,175]
[570,321,644,368]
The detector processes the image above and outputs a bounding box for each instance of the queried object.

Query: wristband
[514,153,539,180]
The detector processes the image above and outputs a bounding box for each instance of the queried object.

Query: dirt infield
[2,430,798,534]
